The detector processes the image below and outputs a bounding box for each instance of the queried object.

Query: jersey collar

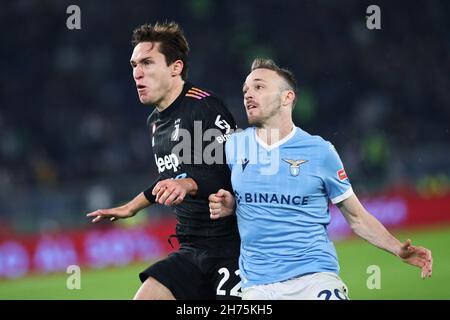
[156,81,192,116]
[254,126,297,151]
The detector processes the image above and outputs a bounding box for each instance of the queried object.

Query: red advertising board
[0,219,178,279]
[1,190,450,278]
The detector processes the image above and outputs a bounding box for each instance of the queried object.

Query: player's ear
[281,90,295,108]
[171,60,184,77]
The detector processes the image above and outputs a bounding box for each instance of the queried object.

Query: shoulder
[295,128,336,159]
[184,85,225,109]
[231,127,253,140]
[225,128,253,162]
[184,85,213,101]
[184,84,233,119]
[295,127,327,145]
[226,127,253,148]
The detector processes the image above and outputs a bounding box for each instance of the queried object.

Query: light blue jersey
[225,126,353,288]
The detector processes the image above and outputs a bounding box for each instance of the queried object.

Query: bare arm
[87,178,198,222]
[87,192,151,223]
[337,194,403,255]
[337,194,433,278]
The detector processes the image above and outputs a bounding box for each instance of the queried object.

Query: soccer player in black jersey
[87,22,241,300]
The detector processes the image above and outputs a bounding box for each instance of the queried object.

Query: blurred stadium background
[0,0,449,299]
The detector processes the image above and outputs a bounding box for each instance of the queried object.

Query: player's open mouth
[137,84,146,90]
[246,104,258,110]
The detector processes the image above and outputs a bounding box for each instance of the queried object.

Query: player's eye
[143,60,152,66]
[255,85,263,90]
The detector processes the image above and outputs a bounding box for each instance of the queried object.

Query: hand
[398,239,433,279]
[208,189,235,220]
[86,205,136,223]
[152,178,197,206]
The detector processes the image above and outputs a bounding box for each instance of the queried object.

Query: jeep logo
[155,153,179,173]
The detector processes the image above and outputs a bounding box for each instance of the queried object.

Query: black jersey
[143,82,239,239]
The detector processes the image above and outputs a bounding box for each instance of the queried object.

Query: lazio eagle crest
[282,159,308,176]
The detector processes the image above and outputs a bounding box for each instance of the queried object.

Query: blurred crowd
[0,0,449,233]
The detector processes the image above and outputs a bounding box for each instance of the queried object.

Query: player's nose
[244,92,253,104]
[133,67,144,80]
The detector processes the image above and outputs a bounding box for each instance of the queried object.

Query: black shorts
[139,235,241,300]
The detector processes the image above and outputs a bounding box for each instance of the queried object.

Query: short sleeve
[183,96,236,199]
[142,176,161,203]
[322,143,353,204]
[191,96,237,135]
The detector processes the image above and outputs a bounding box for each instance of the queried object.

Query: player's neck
[256,119,294,146]
[155,78,185,112]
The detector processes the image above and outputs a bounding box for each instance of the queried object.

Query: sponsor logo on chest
[155,153,179,173]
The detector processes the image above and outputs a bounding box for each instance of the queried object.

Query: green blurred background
[1,226,448,300]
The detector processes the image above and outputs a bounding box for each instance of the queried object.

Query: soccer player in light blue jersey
[208,58,433,300]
